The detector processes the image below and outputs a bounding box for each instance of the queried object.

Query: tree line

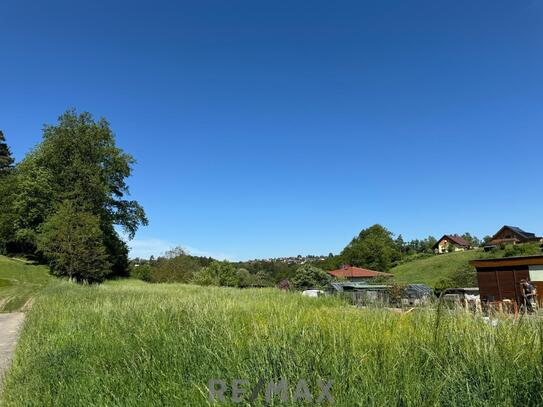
[131,224,485,290]
[0,111,147,282]
[1,115,487,287]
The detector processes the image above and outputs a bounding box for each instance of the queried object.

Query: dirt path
[0,313,25,388]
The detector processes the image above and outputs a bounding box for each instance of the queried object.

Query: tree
[253,270,273,287]
[11,157,55,254]
[0,131,14,174]
[0,131,17,253]
[395,234,406,254]
[191,267,219,286]
[461,233,481,248]
[11,110,148,276]
[482,235,493,245]
[37,201,111,283]
[151,249,205,283]
[0,171,17,254]
[424,236,437,252]
[291,264,331,291]
[236,268,254,287]
[191,261,240,287]
[340,225,401,271]
[448,264,477,287]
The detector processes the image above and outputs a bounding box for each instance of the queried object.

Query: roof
[329,282,369,292]
[339,284,391,290]
[328,265,393,279]
[470,255,543,269]
[404,284,433,296]
[492,225,537,240]
[433,234,471,248]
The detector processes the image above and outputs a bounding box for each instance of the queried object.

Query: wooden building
[487,225,542,247]
[470,256,543,306]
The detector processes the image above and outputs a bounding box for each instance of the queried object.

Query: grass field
[390,250,488,286]
[0,256,52,312]
[2,280,542,406]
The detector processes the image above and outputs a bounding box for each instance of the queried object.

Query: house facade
[488,225,542,247]
[433,235,471,254]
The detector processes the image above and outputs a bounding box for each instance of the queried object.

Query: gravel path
[0,313,25,389]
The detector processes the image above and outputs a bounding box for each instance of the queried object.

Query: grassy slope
[2,281,542,406]
[390,250,490,287]
[0,255,52,312]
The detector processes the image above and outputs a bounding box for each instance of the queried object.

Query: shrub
[131,264,153,282]
[191,261,240,287]
[503,243,541,258]
[291,264,331,290]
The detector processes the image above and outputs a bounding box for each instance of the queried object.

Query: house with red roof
[433,234,471,254]
[327,265,393,282]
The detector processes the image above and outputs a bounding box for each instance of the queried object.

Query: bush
[502,243,541,258]
[291,264,331,290]
[191,261,240,287]
[448,264,477,287]
[131,264,153,282]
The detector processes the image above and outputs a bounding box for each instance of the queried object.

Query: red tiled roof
[445,235,471,247]
[433,234,471,248]
[328,265,392,278]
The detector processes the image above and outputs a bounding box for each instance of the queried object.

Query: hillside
[0,256,52,312]
[390,250,488,287]
[391,244,543,287]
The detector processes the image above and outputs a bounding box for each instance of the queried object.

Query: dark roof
[328,265,393,278]
[470,255,543,268]
[492,225,537,241]
[404,284,433,296]
[433,234,471,248]
[504,226,536,239]
[329,282,370,292]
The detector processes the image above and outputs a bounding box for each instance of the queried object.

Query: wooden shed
[470,255,543,306]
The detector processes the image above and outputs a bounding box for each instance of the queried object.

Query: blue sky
[1,1,542,260]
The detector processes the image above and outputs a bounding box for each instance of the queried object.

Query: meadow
[0,256,52,312]
[1,280,542,406]
[390,250,484,286]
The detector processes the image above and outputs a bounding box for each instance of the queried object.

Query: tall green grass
[0,255,52,312]
[2,280,542,406]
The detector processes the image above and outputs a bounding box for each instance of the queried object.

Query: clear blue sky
[1,1,542,260]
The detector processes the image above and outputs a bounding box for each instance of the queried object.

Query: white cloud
[126,237,234,261]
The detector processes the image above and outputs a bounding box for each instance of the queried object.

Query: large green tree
[340,224,401,271]
[150,247,210,283]
[0,131,14,174]
[10,110,147,276]
[38,201,111,282]
[0,132,17,253]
